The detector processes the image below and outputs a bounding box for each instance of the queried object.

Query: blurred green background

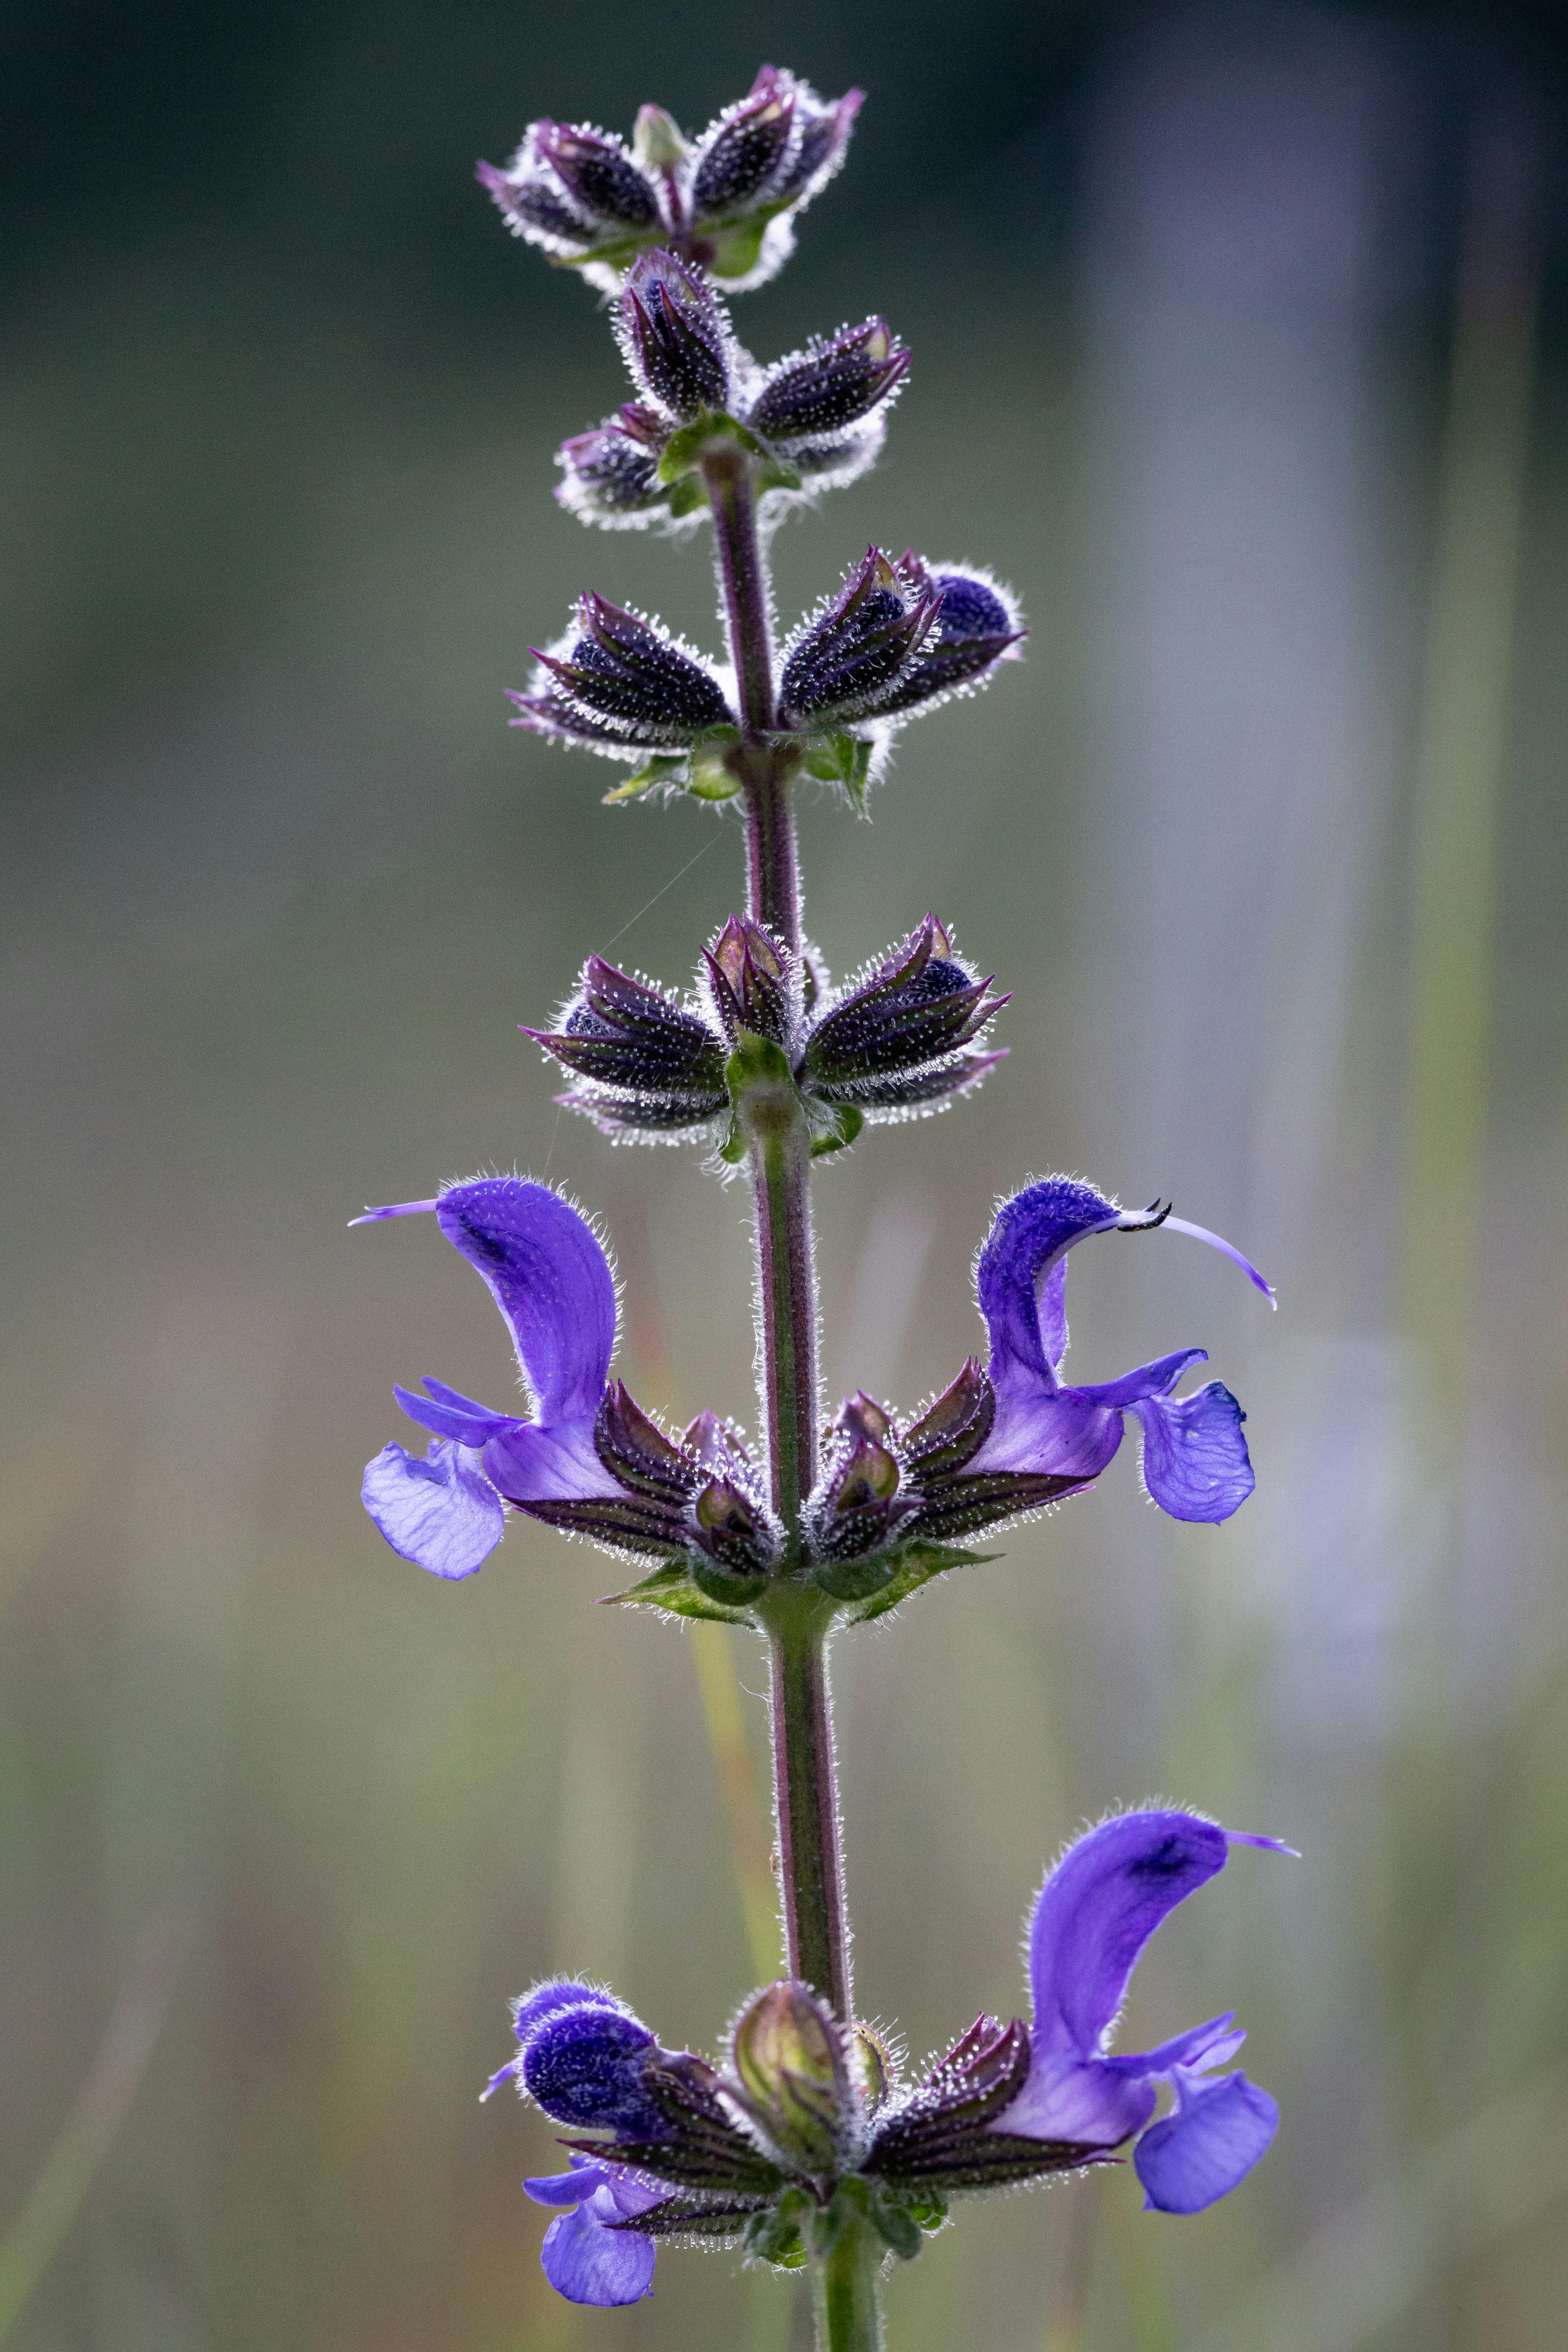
[3,0,1566,2346]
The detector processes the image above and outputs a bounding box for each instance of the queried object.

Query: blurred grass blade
[689,1622,781,1982]
[1398,91,1541,1416]
[0,1913,194,2344]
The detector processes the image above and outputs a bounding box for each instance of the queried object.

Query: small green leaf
[743,2189,811,2269]
[841,1541,998,1625]
[704,216,769,283]
[601,752,689,805]
[869,2197,924,2261]
[657,410,767,484]
[599,1560,756,1625]
[666,474,708,519]
[799,730,874,814]
[753,456,803,497]
[687,724,742,800]
[809,1102,864,1159]
[813,1550,894,1603]
[690,1558,770,1609]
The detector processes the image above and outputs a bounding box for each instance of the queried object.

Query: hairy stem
[810,2205,886,2352]
[762,1588,849,2017]
[707,453,852,2035]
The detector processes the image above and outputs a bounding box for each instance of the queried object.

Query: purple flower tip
[349,1197,439,1225]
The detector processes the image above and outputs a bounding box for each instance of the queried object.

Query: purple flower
[617,250,735,421]
[968,1176,1273,1525]
[491,1979,786,2305]
[994,1810,1290,2213]
[357,1179,776,1580]
[516,593,735,759]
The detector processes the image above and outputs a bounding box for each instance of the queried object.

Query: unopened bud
[732,1981,846,2173]
[632,103,686,173]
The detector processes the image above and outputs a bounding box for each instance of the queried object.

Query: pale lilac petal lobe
[435,1179,615,1426]
[393,1383,520,1446]
[1227,1831,1300,1858]
[540,2202,655,2305]
[1135,2075,1279,2213]
[1130,1382,1254,1522]
[362,1440,505,1580]
[1067,1348,1208,1412]
[525,2159,612,2208]
[1160,1215,1275,1304]
[1102,2013,1240,2077]
[1029,1812,1230,2060]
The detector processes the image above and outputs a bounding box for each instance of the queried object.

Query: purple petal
[393,1382,520,1447]
[1102,2012,1242,2077]
[525,2157,614,2207]
[362,1440,505,1580]
[1134,2073,1279,2214]
[481,1421,624,1508]
[1068,1348,1207,1412]
[975,1177,1122,1393]
[1129,1382,1255,1523]
[521,2004,664,2136]
[1029,1812,1230,2062]
[972,1385,1125,1486]
[514,1979,634,2043]
[540,2200,655,2305]
[434,1180,615,1429]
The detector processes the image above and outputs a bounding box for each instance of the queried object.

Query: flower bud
[732,1982,848,2174]
[690,67,797,216]
[556,420,666,527]
[534,120,660,229]
[633,104,687,174]
[749,318,910,445]
[620,250,732,420]
[776,548,940,727]
[703,916,794,1043]
[851,558,1025,718]
[533,595,733,738]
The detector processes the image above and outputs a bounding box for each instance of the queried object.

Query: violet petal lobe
[540,2194,656,2306]
[1134,2072,1279,2214]
[1028,1812,1230,2061]
[361,1439,506,1580]
[521,2002,666,2137]
[434,1180,614,1428]
[1129,1381,1255,1523]
[975,1178,1123,1394]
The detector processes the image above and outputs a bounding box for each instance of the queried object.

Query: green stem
[810,2206,886,2352]
[761,1588,849,2019]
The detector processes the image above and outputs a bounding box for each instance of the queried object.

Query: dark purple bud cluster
[803,915,1006,1116]
[523,955,728,1137]
[618,250,734,420]
[780,549,1023,734]
[479,65,861,296]
[560,273,909,533]
[513,593,736,754]
[528,915,1004,1143]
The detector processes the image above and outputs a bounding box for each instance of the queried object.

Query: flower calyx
[863,2015,1111,2194]
[730,1982,852,2177]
